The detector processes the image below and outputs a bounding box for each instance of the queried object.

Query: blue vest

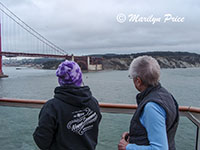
[129,83,179,150]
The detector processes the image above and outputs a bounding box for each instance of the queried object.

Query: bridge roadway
[0,51,103,78]
[0,51,68,58]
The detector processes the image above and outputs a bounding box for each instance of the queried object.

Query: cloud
[0,0,200,55]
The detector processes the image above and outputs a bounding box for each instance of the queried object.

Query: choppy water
[0,66,200,150]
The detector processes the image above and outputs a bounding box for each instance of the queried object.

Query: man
[118,56,179,150]
[33,60,102,150]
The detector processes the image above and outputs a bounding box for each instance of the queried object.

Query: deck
[0,98,199,150]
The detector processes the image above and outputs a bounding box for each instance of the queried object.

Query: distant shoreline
[96,51,200,70]
[3,51,200,70]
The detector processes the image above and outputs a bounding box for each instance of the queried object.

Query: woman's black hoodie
[33,85,102,150]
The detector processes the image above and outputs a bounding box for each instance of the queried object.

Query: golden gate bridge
[0,2,102,78]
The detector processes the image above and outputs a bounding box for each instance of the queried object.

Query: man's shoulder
[145,102,162,109]
[144,102,166,118]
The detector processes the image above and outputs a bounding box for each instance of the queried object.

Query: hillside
[99,51,200,70]
[3,51,200,70]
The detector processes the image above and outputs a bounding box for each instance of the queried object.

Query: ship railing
[0,98,200,150]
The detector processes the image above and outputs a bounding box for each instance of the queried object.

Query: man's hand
[122,132,129,141]
[118,138,129,150]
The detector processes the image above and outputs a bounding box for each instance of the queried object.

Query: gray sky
[1,0,200,55]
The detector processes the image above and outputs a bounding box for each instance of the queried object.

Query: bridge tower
[0,19,3,76]
[0,18,8,78]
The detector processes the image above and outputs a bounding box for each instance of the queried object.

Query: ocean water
[0,66,200,150]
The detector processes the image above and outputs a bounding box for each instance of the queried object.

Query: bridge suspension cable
[0,2,67,56]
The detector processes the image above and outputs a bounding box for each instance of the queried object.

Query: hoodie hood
[54,85,92,107]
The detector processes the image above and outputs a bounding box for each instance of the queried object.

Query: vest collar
[136,83,161,105]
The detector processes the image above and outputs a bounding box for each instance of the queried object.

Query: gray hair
[129,55,160,86]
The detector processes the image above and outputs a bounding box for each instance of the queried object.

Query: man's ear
[136,77,142,85]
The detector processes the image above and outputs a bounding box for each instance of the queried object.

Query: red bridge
[0,2,102,78]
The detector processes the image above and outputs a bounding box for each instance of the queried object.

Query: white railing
[0,98,200,150]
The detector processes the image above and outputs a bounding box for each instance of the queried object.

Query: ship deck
[0,98,200,150]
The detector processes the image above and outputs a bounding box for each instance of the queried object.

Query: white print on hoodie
[67,108,98,135]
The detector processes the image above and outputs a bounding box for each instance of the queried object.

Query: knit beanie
[56,60,82,86]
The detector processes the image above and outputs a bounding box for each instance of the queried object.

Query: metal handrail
[0,98,200,149]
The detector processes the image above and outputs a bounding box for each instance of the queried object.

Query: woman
[33,60,102,150]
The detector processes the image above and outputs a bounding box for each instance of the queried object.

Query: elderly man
[118,56,179,150]
[33,60,102,150]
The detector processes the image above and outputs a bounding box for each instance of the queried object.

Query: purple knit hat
[56,60,82,86]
